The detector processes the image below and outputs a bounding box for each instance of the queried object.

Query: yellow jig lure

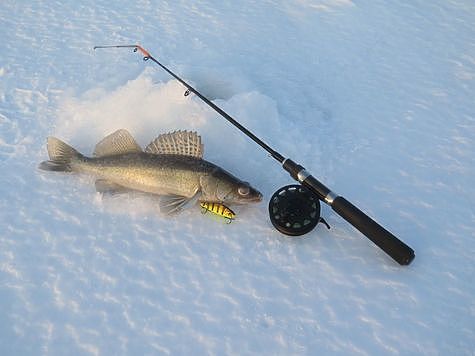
[200,202,236,223]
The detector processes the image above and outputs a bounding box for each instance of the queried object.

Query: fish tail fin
[39,137,82,172]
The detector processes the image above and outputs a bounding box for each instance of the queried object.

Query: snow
[1,0,475,354]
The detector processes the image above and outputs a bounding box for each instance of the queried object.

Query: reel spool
[268,184,330,236]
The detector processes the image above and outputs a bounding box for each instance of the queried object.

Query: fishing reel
[268,184,330,236]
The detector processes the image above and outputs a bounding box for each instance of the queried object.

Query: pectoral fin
[159,193,199,215]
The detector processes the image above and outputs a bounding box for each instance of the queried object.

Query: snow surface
[1,0,475,354]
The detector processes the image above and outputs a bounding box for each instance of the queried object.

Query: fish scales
[75,153,215,197]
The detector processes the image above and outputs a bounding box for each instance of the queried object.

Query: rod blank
[94,44,415,265]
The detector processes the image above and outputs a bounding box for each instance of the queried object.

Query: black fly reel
[268,184,330,236]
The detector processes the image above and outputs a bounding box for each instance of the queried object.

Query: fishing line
[94,44,415,265]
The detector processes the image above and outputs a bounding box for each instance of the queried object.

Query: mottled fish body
[39,129,262,213]
[75,153,215,198]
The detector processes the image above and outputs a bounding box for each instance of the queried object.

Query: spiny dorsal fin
[145,130,204,158]
[94,129,142,157]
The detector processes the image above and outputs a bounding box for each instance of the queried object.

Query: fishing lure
[200,202,236,223]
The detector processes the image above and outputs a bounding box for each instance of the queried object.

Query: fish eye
[238,185,250,196]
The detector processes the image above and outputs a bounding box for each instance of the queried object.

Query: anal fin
[95,179,133,196]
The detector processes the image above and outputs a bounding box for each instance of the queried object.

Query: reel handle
[283,159,415,265]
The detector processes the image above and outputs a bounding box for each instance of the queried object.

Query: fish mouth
[250,192,263,202]
[234,192,263,204]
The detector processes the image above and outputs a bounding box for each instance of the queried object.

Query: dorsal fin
[94,129,142,157]
[145,130,204,158]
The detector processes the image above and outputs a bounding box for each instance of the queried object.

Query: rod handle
[331,196,415,265]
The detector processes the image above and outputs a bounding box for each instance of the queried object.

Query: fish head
[200,168,263,204]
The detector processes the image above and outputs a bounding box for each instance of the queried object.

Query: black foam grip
[331,196,415,265]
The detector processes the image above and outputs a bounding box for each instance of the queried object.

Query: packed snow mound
[54,70,281,160]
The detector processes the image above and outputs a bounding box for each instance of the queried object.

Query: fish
[200,202,236,223]
[39,129,262,214]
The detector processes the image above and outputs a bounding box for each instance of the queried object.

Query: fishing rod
[94,44,415,266]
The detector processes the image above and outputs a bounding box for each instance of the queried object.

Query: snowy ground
[1,0,475,354]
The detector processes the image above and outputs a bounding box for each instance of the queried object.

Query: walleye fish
[39,129,262,214]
